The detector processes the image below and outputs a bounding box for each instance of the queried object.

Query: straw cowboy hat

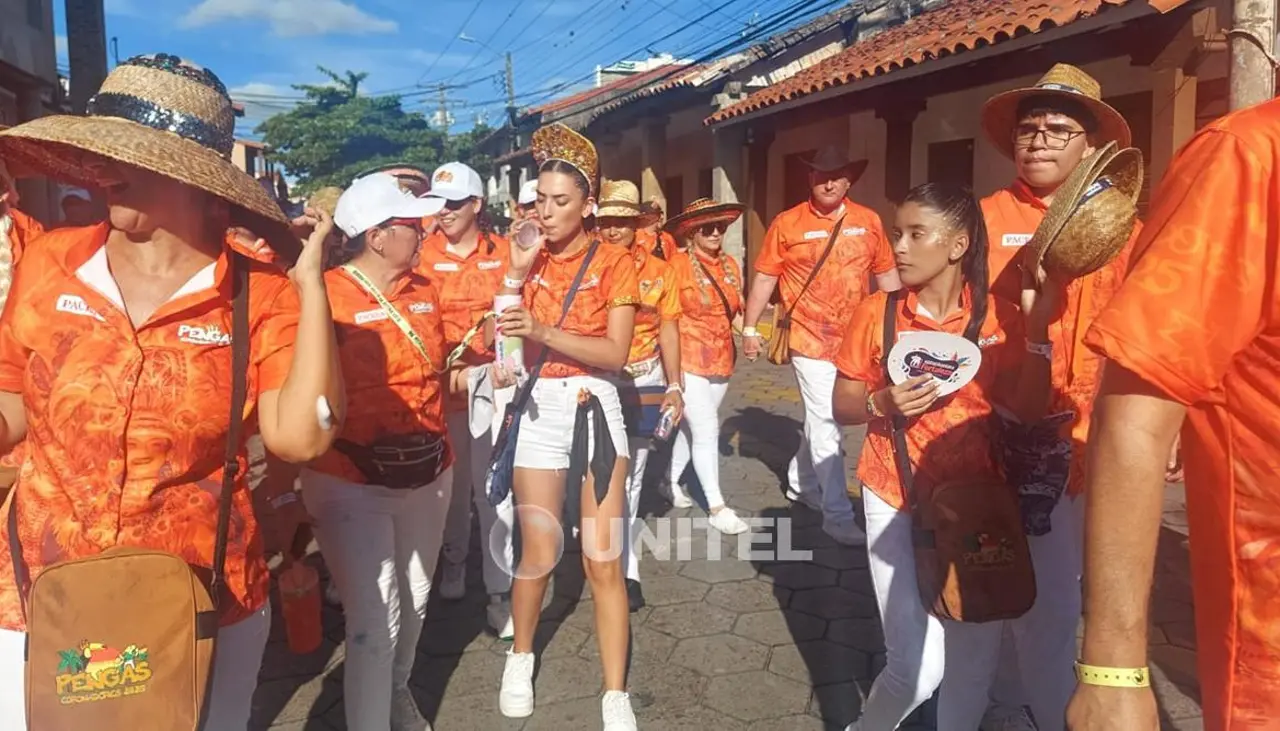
[596,180,644,219]
[665,197,746,239]
[981,64,1132,159]
[1026,140,1144,278]
[805,144,869,183]
[0,53,300,260]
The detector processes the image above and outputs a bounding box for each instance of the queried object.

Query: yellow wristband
[1075,662,1150,688]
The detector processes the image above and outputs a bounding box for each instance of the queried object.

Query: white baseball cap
[518,180,538,206]
[427,162,485,201]
[334,173,444,238]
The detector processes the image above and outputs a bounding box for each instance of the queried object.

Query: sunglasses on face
[442,197,474,212]
[383,218,424,236]
[699,223,727,236]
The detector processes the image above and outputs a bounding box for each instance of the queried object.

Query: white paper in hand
[886,331,982,397]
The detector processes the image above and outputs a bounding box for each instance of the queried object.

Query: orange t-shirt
[983,183,1139,495]
[312,267,451,483]
[671,249,742,378]
[1085,99,1280,731]
[523,240,640,379]
[637,229,678,259]
[626,244,681,366]
[756,199,894,362]
[836,289,1025,510]
[7,208,43,266]
[416,231,509,367]
[0,224,299,630]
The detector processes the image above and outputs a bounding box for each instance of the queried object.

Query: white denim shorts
[514,375,628,471]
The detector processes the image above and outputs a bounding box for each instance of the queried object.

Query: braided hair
[900,183,990,344]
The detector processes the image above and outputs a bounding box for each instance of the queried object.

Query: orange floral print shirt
[756,199,894,362]
[626,244,681,366]
[310,267,452,484]
[836,289,1025,510]
[523,240,640,379]
[0,208,44,474]
[636,229,678,259]
[0,224,299,630]
[671,249,742,378]
[1085,99,1280,731]
[983,182,1139,495]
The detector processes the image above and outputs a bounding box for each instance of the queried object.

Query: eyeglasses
[699,223,727,236]
[443,197,474,211]
[1013,125,1086,151]
[382,218,424,236]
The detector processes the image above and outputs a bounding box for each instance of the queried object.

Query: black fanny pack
[335,433,450,490]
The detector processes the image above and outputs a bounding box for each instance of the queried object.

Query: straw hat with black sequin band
[1026,141,1144,279]
[0,53,301,261]
[531,123,599,196]
[596,180,644,220]
[981,64,1132,159]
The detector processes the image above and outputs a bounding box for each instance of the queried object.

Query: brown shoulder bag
[767,214,845,366]
[8,254,252,729]
[881,290,1036,623]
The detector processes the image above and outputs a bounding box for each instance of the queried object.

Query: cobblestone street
[251,358,1204,730]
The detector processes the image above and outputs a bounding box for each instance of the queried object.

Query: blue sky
[52,0,837,139]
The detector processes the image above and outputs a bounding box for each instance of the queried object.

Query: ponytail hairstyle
[900,183,990,344]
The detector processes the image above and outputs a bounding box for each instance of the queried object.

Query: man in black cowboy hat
[740,143,899,547]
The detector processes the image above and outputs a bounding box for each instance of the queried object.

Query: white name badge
[433,262,461,272]
[1002,233,1033,248]
[354,309,389,325]
[803,230,829,241]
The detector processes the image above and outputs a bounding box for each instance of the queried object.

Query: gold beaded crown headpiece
[532,123,599,196]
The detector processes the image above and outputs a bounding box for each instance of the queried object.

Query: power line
[417,0,488,86]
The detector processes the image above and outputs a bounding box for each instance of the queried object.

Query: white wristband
[666,383,683,395]
[742,326,760,337]
[1027,341,1053,359]
[503,276,525,289]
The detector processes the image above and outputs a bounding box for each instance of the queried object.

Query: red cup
[278,561,323,655]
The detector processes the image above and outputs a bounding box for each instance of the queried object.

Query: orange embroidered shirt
[626,244,681,366]
[1085,100,1280,731]
[416,231,509,367]
[523,240,640,379]
[311,267,451,483]
[836,289,1025,510]
[637,229,678,258]
[756,199,894,362]
[0,224,299,630]
[8,208,43,266]
[983,182,1139,495]
[671,249,742,378]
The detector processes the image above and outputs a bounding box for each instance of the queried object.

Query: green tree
[257,68,492,196]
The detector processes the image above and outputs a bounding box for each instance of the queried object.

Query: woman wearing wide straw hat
[0,54,343,729]
[663,198,752,535]
[595,178,684,613]
[491,123,640,730]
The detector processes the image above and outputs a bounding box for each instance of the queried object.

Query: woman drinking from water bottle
[490,123,641,730]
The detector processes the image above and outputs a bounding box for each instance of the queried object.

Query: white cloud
[181,0,397,37]
[105,0,144,17]
[229,82,292,98]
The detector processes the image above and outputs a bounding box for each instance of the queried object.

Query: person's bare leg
[581,457,631,690]
[510,467,567,654]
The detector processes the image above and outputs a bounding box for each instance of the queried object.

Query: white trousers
[788,356,854,521]
[623,366,666,583]
[300,467,452,731]
[973,496,1086,731]
[669,373,730,510]
[0,602,271,730]
[441,408,516,596]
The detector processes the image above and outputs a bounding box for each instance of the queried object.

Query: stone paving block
[262,719,336,731]
[746,715,836,730]
[418,617,499,656]
[250,674,342,728]
[413,648,505,702]
[809,680,864,725]
[791,587,879,620]
[639,704,750,730]
[258,640,344,682]
[768,640,871,685]
[733,609,828,646]
[838,568,876,596]
[627,657,709,710]
[521,695,601,730]
[646,601,738,638]
[704,670,811,722]
[762,562,838,590]
[513,620,591,660]
[809,546,867,571]
[641,574,713,605]
[706,579,791,613]
[578,623,679,665]
[427,687,526,731]
[530,656,609,705]
[671,634,771,676]
[826,618,885,651]
[680,553,763,583]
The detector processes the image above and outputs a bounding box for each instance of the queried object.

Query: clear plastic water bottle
[652,406,676,443]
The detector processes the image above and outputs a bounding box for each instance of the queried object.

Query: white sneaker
[438,561,466,601]
[786,487,822,512]
[601,690,638,730]
[822,517,868,547]
[981,705,1038,731]
[488,595,515,641]
[499,650,535,718]
[669,482,693,509]
[708,507,750,535]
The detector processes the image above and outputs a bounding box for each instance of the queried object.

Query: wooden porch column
[1149,67,1198,186]
[712,125,747,261]
[639,117,669,209]
[743,127,775,286]
[876,99,926,205]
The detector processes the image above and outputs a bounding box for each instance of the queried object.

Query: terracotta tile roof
[529,65,684,117]
[707,0,1161,124]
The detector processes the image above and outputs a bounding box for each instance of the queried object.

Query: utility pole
[505,52,517,128]
[433,84,455,129]
[1229,0,1277,110]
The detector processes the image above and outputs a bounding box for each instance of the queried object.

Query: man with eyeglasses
[418,162,518,641]
[974,64,1143,731]
[741,144,899,547]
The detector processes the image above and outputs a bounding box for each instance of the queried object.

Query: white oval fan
[886,331,982,397]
